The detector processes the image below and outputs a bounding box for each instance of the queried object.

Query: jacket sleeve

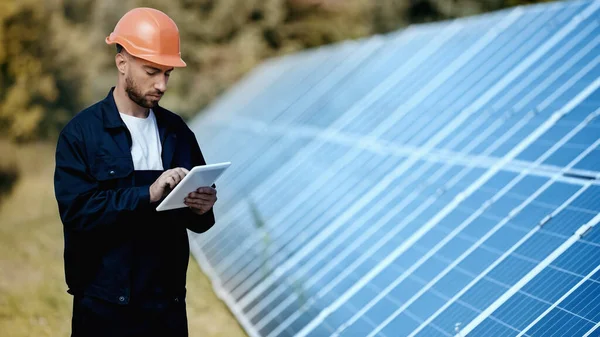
[54,128,152,235]
[181,131,216,234]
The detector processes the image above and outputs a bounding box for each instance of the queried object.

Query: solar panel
[188,0,600,336]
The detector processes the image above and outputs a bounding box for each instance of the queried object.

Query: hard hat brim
[106,36,187,68]
[132,53,187,68]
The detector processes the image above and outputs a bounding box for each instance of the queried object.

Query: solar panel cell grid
[188,1,600,336]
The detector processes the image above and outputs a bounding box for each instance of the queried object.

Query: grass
[0,140,247,337]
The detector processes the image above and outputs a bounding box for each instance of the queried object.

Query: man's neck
[113,84,149,118]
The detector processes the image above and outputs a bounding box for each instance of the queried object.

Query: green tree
[0,0,92,141]
[0,0,551,143]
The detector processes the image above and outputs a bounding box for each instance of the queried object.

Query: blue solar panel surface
[188,0,600,336]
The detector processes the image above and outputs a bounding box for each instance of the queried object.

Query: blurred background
[0,0,554,336]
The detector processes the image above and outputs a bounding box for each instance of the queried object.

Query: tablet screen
[156,162,231,211]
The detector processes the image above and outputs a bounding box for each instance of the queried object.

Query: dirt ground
[0,141,247,337]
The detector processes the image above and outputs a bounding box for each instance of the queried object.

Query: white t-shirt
[119,109,164,170]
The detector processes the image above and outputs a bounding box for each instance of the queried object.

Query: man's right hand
[149,168,189,203]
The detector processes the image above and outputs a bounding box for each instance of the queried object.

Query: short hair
[116,44,123,54]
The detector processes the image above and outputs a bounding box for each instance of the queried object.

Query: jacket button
[109,170,115,176]
[118,296,125,302]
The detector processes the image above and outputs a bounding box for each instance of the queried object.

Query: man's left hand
[184,187,217,215]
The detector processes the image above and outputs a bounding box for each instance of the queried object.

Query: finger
[161,179,172,189]
[170,170,185,183]
[185,201,208,213]
[192,193,217,203]
[184,200,201,209]
[184,198,209,207]
[196,187,216,195]
[187,192,213,201]
[163,168,183,183]
[167,176,177,188]
[160,170,173,182]
[188,198,212,210]
[174,168,187,181]
[159,171,170,180]
[187,198,213,205]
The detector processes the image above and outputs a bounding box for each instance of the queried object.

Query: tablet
[156,162,231,212]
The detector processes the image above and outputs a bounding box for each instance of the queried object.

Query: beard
[125,76,161,109]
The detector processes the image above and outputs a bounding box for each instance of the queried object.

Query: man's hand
[149,168,189,203]
[184,187,217,215]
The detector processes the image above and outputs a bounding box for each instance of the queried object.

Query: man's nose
[155,77,167,93]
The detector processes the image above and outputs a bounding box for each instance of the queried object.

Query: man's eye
[166,73,171,77]
[147,72,157,76]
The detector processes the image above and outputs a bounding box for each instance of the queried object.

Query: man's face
[124,56,173,108]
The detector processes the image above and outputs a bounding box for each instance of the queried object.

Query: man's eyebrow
[143,65,174,73]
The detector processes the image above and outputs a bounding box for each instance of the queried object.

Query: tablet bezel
[155,161,231,212]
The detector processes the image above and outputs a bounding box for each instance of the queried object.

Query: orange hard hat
[105,8,186,67]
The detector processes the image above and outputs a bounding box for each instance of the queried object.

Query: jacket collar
[101,87,179,169]
[101,87,125,129]
[101,87,177,130]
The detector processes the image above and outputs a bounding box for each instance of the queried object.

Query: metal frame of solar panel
[188,0,600,336]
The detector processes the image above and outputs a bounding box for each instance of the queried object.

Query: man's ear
[115,53,127,75]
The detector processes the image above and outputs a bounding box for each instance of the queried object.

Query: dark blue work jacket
[54,87,215,306]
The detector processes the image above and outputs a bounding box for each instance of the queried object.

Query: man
[54,7,217,337]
